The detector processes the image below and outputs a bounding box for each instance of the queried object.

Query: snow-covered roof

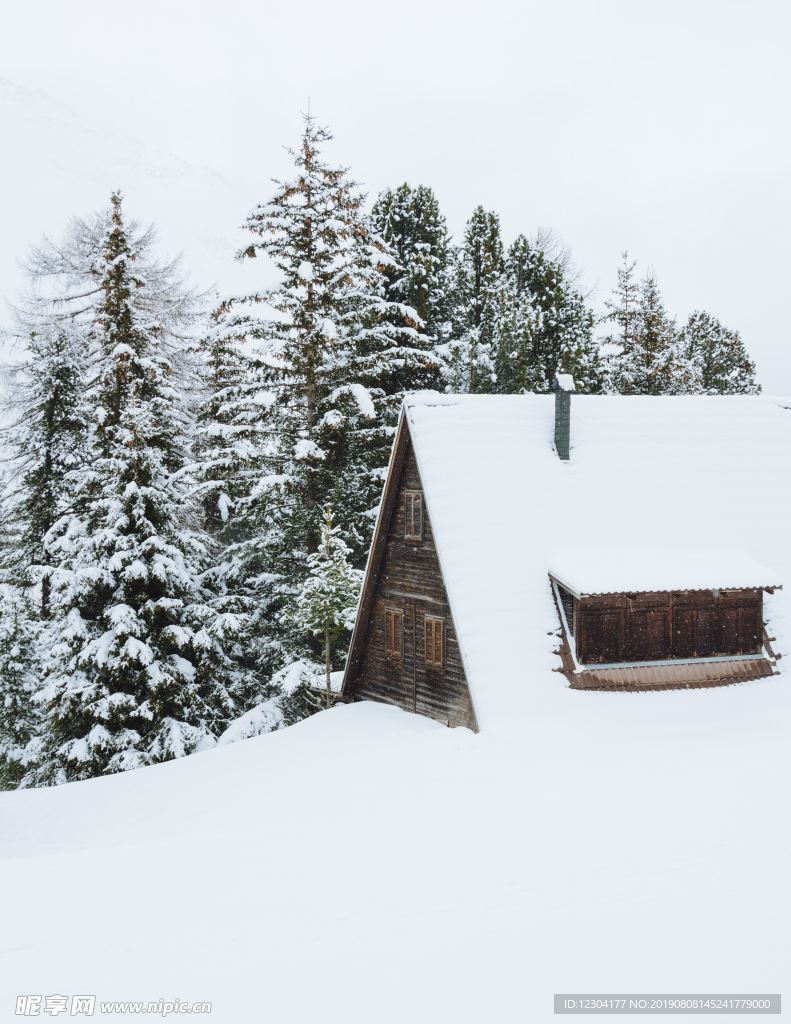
[549,549,780,597]
[403,393,791,730]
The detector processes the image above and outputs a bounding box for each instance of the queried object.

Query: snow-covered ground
[2,673,789,1022]
[2,72,789,1024]
[2,394,790,1021]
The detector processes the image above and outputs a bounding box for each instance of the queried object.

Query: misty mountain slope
[0,77,260,327]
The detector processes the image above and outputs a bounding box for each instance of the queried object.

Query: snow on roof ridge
[403,390,463,409]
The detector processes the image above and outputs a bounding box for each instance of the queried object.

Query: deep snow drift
[3,393,791,1022]
[2,674,789,1022]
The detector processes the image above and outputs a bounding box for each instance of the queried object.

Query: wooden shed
[342,387,785,730]
[550,562,778,690]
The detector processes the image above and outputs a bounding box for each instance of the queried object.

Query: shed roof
[402,393,791,731]
[549,549,780,597]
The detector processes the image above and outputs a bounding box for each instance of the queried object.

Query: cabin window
[384,607,403,662]
[424,615,444,668]
[404,490,423,541]
[576,590,763,665]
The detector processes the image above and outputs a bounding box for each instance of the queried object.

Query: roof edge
[404,402,481,733]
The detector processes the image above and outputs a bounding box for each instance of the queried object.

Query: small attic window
[404,490,423,541]
[384,606,403,662]
[425,615,444,668]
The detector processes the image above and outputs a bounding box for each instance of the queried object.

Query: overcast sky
[2,0,790,389]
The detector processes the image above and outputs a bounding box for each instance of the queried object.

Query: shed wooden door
[721,603,762,655]
[579,610,622,664]
[672,606,718,659]
[626,602,670,661]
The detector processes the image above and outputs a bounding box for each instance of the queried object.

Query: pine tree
[26,193,240,785]
[607,266,678,395]
[225,115,425,679]
[552,287,604,393]
[370,183,452,358]
[0,586,37,789]
[445,206,504,393]
[292,506,362,708]
[2,323,89,616]
[2,220,104,615]
[192,302,257,541]
[602,251,640,388]
[492,283,539,393]
[494,234,603,393]
[190,302,274,712]
[677,310,760,395]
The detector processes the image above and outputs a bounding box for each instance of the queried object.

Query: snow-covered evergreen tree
[677,310,760,395]
[602,251,640,390]
[0,586,38,789]
[192,301,258,541]
[292,506,362,708]
[607,267,678,395]
[2,322,89,616]
[0,219,99,778]
[189,301,273,711]
[444,207,504,393]
[25,193,240,785]
[224,115,426,679]
[492,282,539,393]
[494,234,603,393]
[370,183,452,360]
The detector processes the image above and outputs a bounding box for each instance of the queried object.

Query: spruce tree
[190,302,273,712]
[602,251,640,389]
[445,206,504,393]
[607,267,678,395]
[0,586,37,789]
[0,222,98,776]
[492,283,539,393]
[26,193,239,785]
[225,115,425,679]
[494,234,603,393]
[677,310,760,395]
[552,287,604,394]
[192,302,257,541]
[370,183,452,358]
[2,323,89,616]
[292,506,362,708]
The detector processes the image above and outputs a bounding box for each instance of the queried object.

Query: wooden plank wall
[349,439,476,731]
[576,589,764,665]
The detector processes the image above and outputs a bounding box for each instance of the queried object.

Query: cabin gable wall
[344,433,476,730]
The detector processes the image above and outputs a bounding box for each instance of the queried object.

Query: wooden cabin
[341,419,476,730]
[551,573,777,690]
[342,383,784,730]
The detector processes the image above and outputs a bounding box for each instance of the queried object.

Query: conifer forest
[0,116,761,789]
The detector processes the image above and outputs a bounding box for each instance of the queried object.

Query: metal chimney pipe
[552,372,575,461]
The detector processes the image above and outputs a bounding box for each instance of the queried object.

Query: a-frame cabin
[344,387,785,732]
[341,413,478,731]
